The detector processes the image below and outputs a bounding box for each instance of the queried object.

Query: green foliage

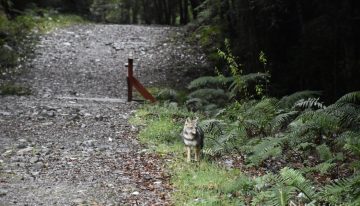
[251,168,317,205]
[316,144,333,162]
[228,72,270,98]
[246,137,283,166]
[336,91,360,105]
[0,9,85,79]
[170,161,243,205]
[342,131,360,157]
[139,118,181,144]
[155,88,179,102]
[220,173,256,197]
[187,76,232,90]
[132,89,360,206]
[130,103,192,144]
[132,42,360,206]
[278,90,322,109]
[314,162,336,175]
[195,25,222,49]
[271,111,299,133]
[279,167,317,201]
[0,82,31,95]
[293,98,326,111]
[319,173,360,205]
[188,88,228,106]
[216,40,270,99]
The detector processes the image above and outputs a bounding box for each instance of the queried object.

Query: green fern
[187,76,233,89]
[188,88,228,102]
[316,144,333,161]
[324,103,360,129]
[246,137,284,166]
[156,88,178,101]
[252,168,317,205]
[242,98,278,136]
[185,97,205,112]
[270,187,294,206]
[251,190,276,206]
[220,173,256,196]
[271,111,300,133]
[278,90,322,109]
[316,162,336,174]
[228,72,270,98]
[242,72,270,83]
[336,91,360,104]
[202,146,224,157]
[342,131,360,157]
[288,110,340,144]
[279,167,317,201]
[293,97,326,110]
[199,119,225,135]
[319,174,360,205]
[204,133,240,156]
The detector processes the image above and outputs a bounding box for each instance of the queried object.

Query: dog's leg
[186,146,191,162]
[195,146,200,161]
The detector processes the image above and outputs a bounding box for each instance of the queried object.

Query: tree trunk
[179,0,184,24]
[183,0,189,24]
[189,0,200,19]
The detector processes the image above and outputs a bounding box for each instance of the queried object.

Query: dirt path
[0,24,206,205]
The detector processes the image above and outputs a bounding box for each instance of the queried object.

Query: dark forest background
[1,0,360,101]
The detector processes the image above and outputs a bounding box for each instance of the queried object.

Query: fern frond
[204,133,239,156]
[342,131,360,156]
[278,90,322,109]
[271,187,294,206]
[279,167,317,201]
[271,111,300,132]
[252,169,316,205]
[247,137,284,166]
[242,72,270,83]
[227,72,270,98]
[324,103,360,128]
[336,91,360,104]
[156,88,178,101]
[188,88,228,101]
[315,162,336,174]
[187,76,233,89]
[228,77,245,97]
[199,119,225,135]
[316,144,333,161]
[185,98,204,112]
[293,110,340,138]
[293,97,326,110]
[202,147,224,157]
[319,176,355,205]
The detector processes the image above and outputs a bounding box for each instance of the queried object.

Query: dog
[181,117,204,162]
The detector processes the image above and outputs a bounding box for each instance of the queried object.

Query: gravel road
[0,24,206,205]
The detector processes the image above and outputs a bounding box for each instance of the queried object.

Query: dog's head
[184,117,199,135]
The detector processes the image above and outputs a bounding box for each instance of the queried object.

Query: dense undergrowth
[131,44,360,205]
[0,9,85,95]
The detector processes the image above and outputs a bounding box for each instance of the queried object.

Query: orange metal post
[126,57,156,103]
[127,58,133,102]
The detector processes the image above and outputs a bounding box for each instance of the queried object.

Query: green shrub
[0,83,31,96]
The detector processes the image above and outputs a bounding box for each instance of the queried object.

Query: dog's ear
[185,117,191,123]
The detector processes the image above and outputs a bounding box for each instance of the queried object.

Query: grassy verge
[131,86,360,205]
[130,103,246,205]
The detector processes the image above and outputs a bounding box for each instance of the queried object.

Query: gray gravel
[0,24,206,205]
